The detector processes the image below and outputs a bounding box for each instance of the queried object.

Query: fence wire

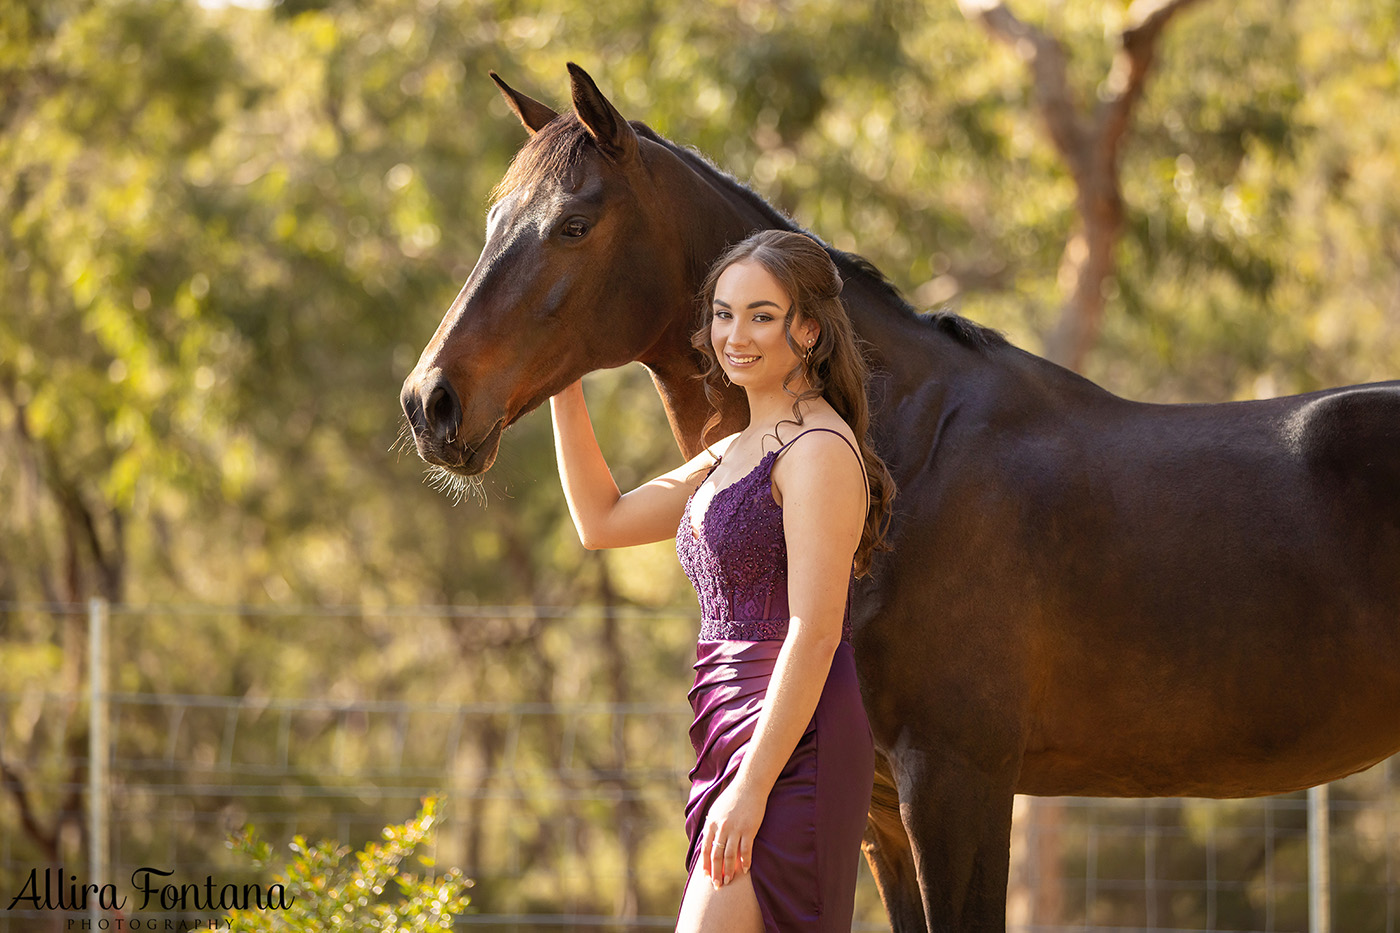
[0,602,1396,932]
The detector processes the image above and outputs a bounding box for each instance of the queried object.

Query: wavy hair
[691,230,896,577]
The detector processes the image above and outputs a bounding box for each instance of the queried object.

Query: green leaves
[226,798,473,932]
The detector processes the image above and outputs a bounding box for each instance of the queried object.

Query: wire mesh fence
[1009,775,1399,933]
[0,602,1396,932]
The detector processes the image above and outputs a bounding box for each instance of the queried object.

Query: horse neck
[638,142,988,456]
[635,149,784,456]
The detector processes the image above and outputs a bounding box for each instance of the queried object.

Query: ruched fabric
[683,639,873,932]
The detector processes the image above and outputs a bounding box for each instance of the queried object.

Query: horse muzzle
[400,368,505,474]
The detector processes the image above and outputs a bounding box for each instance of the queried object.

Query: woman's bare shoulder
[774,414,857,451]
[769,416,864,509]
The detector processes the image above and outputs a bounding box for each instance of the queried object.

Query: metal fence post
[1309,782,1330,933]
[87,597,109,927]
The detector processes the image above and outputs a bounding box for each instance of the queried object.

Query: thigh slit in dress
[675,428,875,932]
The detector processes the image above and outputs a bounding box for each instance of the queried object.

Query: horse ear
[489,71,559,136]
[566,62,638,165]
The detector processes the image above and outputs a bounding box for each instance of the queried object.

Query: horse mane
[495,114,1008,353]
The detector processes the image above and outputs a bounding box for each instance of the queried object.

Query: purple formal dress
[675,427,875,932]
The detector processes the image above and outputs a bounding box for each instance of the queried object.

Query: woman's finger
[701,822,717,879]
[721,833,741,885]
[739,833,754,873]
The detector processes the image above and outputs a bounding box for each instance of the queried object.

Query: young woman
[549,229,895,932]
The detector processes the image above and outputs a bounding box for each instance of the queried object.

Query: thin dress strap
[773,427,870,515]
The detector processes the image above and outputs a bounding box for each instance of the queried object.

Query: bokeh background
[3,0,1398,929]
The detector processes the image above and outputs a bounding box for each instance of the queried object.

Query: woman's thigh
[676,862,765,933]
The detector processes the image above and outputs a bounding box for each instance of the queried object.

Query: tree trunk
[956,0,1209,372]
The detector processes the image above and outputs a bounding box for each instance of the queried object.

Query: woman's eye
[714,309,731,319]
[561,217,590,238]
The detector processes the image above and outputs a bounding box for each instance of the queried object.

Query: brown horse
[399,65,1400,931]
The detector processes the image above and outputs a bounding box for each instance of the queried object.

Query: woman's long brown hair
[691,230,896,578]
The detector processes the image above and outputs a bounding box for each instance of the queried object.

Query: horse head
[400,64,729,483]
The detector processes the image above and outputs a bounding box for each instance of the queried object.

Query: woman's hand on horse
[701,776,767,888]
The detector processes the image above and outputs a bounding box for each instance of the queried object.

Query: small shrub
[225,797,472,931]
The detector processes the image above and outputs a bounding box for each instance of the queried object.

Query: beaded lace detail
[676,440,855,643]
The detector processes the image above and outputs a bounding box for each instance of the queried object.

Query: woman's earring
[721,368,731,387]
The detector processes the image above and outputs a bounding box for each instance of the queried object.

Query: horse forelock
[490,113,595,205]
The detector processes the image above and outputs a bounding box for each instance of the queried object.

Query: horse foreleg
[892,744,1017,932]
[863,751,928,932]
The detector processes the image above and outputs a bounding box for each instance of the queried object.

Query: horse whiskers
[396,416,485,506]
[389,419,416,458]
[423,466,467,504]
[423,465,486,507]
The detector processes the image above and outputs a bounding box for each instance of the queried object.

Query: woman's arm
[550,379,734,549]
[699,429,866,887]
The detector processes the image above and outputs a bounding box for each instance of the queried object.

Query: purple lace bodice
[676,431,857,643]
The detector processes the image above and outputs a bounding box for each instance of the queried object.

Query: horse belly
[1020,619,1400,797]
[1018,398,1400,798]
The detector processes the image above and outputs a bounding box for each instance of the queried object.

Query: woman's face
[711,260,818,392]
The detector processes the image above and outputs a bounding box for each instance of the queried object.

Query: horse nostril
[423,373,463,444]
[401,381,424,428]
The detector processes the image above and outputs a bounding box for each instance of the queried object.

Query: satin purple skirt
[683,638,874,932]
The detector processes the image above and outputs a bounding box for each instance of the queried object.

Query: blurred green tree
[1,0,1397,926]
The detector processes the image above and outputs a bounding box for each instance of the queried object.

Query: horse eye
[561,217,590,238]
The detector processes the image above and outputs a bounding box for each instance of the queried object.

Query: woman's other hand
[701,775,767,888]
